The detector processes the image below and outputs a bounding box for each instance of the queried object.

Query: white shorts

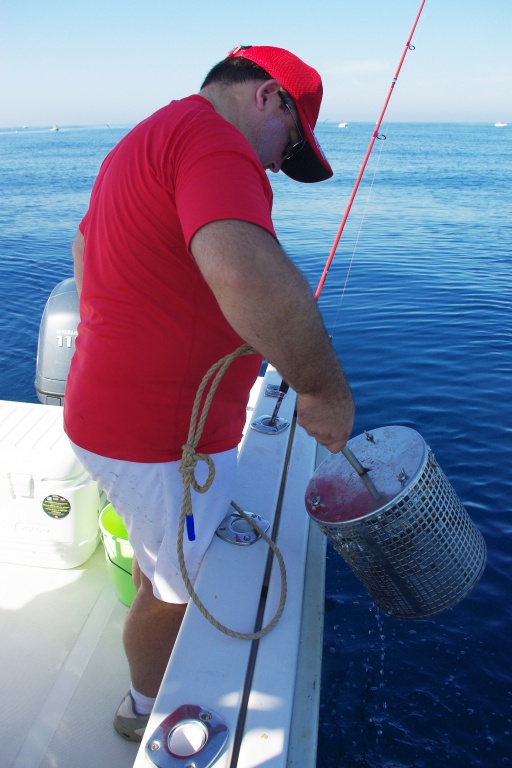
[70,442,237,603]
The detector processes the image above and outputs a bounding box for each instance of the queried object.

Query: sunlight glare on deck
[0,563,82,610]
[218,690,283,711]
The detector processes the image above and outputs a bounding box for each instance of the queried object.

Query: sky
[1,0,511,128]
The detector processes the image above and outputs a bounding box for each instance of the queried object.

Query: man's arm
[190,219,354,453]
[72,230,85,297]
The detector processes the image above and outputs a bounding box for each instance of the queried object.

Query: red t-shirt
[64,96,276,461]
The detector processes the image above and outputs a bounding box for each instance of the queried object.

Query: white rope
[177,344,287,639]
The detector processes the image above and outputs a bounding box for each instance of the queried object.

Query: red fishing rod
[315,0,427,299]
[264,0,428,431]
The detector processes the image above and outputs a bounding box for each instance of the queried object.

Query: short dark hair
[201,56,271,89]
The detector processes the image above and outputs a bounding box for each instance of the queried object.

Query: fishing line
[314,0,427,302]
[330,120,389,337]
[268,0,427,428]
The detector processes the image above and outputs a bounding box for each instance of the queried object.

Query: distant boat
[494,122,507,127]
[51,124,59,132]
[338,121,348,128]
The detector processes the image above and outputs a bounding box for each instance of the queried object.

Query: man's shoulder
[150,95,219,125]
[152,96,241,137]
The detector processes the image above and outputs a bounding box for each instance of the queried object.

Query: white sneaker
[113,692,150,742]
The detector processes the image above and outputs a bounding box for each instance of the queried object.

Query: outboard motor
[35,277,79,405]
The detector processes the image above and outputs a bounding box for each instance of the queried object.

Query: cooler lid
[0,400,87,481]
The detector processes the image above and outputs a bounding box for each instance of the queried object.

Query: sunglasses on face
[278,91,306,161]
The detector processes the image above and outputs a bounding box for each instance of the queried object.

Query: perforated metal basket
[305,426,486,619]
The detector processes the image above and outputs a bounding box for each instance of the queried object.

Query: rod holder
[250,415,290,434]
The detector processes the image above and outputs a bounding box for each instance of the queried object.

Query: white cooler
[0,400,100,568]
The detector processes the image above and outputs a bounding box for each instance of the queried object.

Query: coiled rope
[177,342,287,640]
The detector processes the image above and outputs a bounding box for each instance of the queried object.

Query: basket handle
[341,446,381,500]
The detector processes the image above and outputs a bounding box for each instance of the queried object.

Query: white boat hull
[1,368,326,768]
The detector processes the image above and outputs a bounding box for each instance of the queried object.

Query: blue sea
[1,122,511,767]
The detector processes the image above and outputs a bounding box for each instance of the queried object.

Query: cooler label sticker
[42,494,71,519]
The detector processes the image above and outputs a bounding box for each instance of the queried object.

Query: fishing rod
[265,0,428,432]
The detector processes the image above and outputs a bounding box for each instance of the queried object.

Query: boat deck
[1,369,326,768]
[1,547,135,767]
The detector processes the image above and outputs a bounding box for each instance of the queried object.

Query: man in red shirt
[65,45,354,741]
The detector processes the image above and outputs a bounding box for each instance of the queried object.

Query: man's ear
[255,79,281,111]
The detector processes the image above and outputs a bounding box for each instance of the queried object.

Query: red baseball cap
[227,45,333,184]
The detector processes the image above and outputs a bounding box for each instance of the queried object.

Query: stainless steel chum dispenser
[305,426,486,619]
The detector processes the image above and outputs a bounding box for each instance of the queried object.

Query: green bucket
[99,503,136,607]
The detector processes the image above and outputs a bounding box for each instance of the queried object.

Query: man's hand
[296,386,354,453]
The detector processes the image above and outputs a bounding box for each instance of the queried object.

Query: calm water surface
[1,122,511,766]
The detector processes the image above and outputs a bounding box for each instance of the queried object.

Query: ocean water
[1,122,511,766]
